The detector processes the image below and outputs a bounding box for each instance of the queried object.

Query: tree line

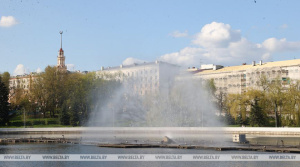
[215,75,300,127]
[3,66,120,126]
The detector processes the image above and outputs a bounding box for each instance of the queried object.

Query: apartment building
[96,61,180,95]
[193,59,300,94]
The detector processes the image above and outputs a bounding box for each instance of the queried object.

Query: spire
[59,31,63,49]
[57,31,66,71]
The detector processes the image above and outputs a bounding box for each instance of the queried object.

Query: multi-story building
[96,61,180,96]
[192,59,300,94]
[8,73,38,103]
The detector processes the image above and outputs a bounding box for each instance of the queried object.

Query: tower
[57,31,67,71]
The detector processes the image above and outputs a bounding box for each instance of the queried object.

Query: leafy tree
[59,101,70,125]
[70,100,80,126]
[266,78,286,127]
[249,97,268,126]
[245,89,269,126]
[0,76,9,126]
[284,81,300,126]
[0,72,10,91]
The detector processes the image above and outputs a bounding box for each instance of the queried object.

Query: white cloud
[0,16,18,27]
[36,68,42,73]
[169,30,189,38]
[66,64,76,71]
[262,38,300,52]
[160,22,300,67]
[192,22,241,48]
[13,64,29,76]
[122,57,146,66]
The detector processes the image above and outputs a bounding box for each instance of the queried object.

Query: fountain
[82,70,228,147]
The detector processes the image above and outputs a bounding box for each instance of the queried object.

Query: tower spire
[59,31,63,49]
[57,31,66,71]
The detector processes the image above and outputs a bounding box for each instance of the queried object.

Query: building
[57,31,67,71]
[9,32,67,102]
[192,59,300,94]
[96,61,180,96]
[8,73,38,103]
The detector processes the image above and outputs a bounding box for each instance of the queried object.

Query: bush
[10,121,33,127]
[33,120,45,125]
[47,120,59,125]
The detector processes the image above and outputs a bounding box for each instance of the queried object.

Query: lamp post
[23,108,26,128]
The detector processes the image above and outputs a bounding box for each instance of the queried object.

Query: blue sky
[1,0,300,75]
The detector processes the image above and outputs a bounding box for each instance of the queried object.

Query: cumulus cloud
[0,16,18,27]
[192,22,241,48]
[122,57,146,66]
[160,22,300,67]
[262,38,300,52]
[13,64,29,76]
[169,30,189,38]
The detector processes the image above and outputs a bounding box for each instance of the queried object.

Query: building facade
[96,61,180,96]
[193,59,300,94]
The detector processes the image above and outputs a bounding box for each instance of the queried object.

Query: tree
[266,78,286,127]
[225,93,247,123]
[246,89,269,127]
[70,99,80,126]
[0,72,10,91]
[0,76,9,126]
[249,97,267,126]
[59,101,70,125]
[283,80,300,126]
[31,66,68,118]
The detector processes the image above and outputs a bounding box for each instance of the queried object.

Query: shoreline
[1,136,300,153]
[1,127,300,135]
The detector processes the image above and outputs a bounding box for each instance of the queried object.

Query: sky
[1,0,300,76]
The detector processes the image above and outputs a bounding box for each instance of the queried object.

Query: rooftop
[195,59,300,75]
[100,61,179,71]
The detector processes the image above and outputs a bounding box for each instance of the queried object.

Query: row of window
[213,69,295,82]
[124,69,158,77]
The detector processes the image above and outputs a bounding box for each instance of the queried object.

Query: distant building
[96,61,180,96]
[192,59,300,94]
[8,73,38,103]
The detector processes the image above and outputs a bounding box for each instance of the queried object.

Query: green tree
[59,101,70,125]
[70,100,80,126]
[246,89,269,127]
[0,72,10,91]
[249,97,267,126]
[31,66,68,118]
[225,93,247,122]
[0,76,9,126]
[266,78,286,127]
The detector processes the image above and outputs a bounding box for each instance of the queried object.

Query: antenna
[59,31,63,48]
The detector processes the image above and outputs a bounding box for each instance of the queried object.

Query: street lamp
[23,108,26,128]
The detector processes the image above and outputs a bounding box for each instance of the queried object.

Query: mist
[86,68,223,128]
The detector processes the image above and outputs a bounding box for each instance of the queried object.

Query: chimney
[252,61,256,66]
